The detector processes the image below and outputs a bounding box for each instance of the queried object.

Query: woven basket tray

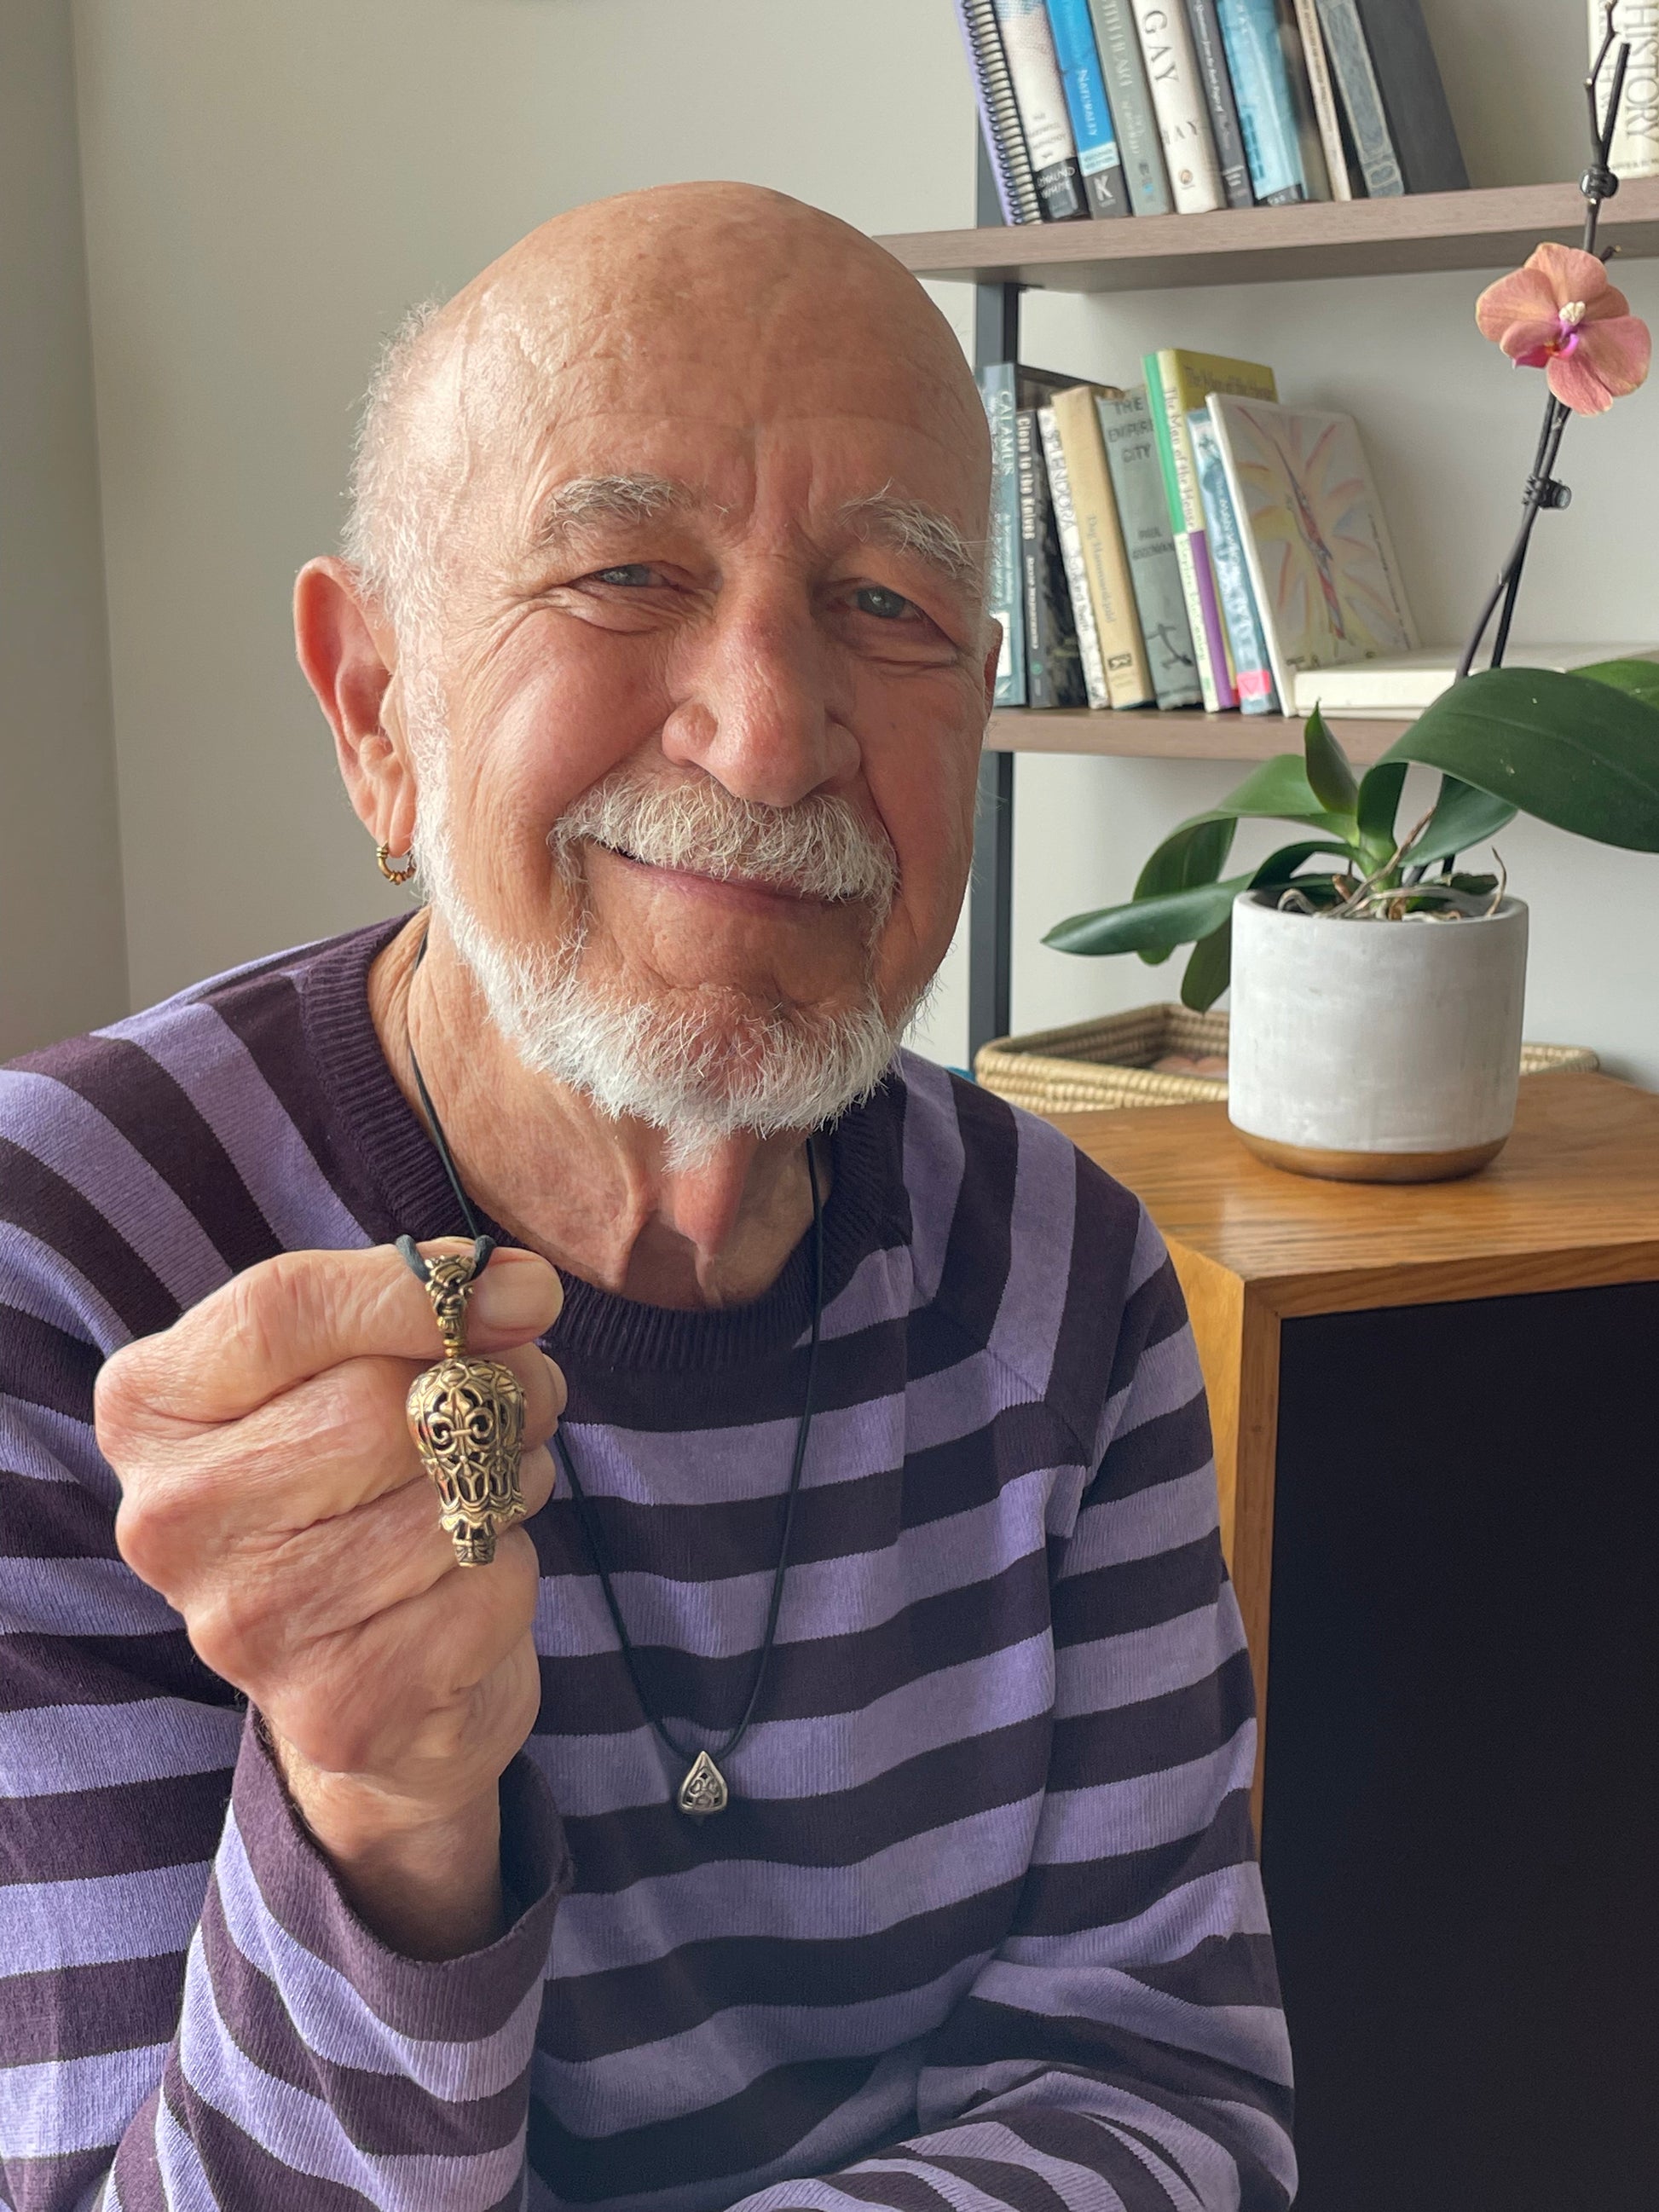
[973,1005,1599,1119]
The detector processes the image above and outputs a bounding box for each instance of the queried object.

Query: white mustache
[549,768,899,914]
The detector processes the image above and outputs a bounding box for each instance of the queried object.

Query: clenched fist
[95,1240,565,1957]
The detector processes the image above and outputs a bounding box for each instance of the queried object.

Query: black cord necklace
[396,951,824,1820]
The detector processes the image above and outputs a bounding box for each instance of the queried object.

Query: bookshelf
[986,708,1400,763]
[879,175,1659,295]
[912,171,1659,1051]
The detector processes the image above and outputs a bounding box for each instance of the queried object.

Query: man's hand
[95,1241,565,1959]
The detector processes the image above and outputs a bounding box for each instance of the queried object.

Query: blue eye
[592,564,656,586]
[853,586,916,621]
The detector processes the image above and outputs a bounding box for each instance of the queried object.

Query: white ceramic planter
[1227,890,1529,1182]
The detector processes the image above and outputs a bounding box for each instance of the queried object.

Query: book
[1048,384,1155,707]
[1189,406,1279,713]
[993,0,1090,219]
[1145,347,1278,712]
[1046,0,1131,217]
[1016,408,1089,707]
[1275,0,1335,201]
[1216,0,1318,203]
[1288,0,1350,200]
[979,365,1026,704]
[1086,0,1175,213]
[1098,390,1203,709]
[981,364,1095,704]
[1206,394,1416,713]
[1598,3,1659,181]
[1132,3,1226,212]
[1314,0,1402,194]
[1038,406,1112,707]
[955,0,1046,223]
[1347,0,1467,193]
[1291,643,1659,718]
[1183,0,1254,206]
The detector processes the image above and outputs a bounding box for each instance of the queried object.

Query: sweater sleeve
[722,1222,1297,2212]
[0,1273,569,2212]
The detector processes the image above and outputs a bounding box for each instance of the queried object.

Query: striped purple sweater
[0,921,1294,2212]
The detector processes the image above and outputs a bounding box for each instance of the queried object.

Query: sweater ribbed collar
[300,918,909,1374]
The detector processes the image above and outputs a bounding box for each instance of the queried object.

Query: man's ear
[294,557,416,852]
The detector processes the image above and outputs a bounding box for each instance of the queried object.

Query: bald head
[344,182,988,637]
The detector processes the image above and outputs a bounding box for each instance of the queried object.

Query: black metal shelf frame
[968,143,1020,1063]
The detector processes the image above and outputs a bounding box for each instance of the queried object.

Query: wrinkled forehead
[403,256,989,566]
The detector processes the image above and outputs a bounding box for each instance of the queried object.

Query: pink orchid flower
[1475,240,1650,415]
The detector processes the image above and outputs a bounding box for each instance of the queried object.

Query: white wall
[68,0,976,1033]
[59,0,1659,1083]
[0,0,125,1058]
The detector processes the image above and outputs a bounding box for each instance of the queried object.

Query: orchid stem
[1455,8,1629,685]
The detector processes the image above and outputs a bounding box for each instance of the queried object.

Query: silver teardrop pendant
[677,1750,730,1818]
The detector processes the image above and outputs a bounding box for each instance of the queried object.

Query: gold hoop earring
[376,841,418,886]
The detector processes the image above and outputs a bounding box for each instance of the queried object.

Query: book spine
[1604,2,1659,181]
[1016,411,1049,706]
[1017,410,1087,707]
[1349,0,1467,193]
[1046,0,1131,216]
[1144,355,1236,709]
[992,0,1090,219]
[1282,0,1353,199]
[1038,406,1111,707]
[1312,0,1401,193]
[1092,0,1185,209]
[1188,407,1279,713]
[1216,0,1310,203]
[1086,0,1176,211]
[1050,387,1153,707]
[1132,3,1226,211]
[955,0,1047,222]
[1182,0,1254,206]
[1289,0,1350,199]
[978,366,1026,706]
[1275,0,1333,199]
[1098,390,1203,709]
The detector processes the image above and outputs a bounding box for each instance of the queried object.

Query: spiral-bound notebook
[955,0,1044,224]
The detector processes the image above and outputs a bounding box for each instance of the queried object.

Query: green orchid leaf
[1132,815,1237,966]
[1355,759,1408,854]
[1447,873,1498,894]
[1211,751,1348,827]
[1180,920,1233,1012]
[1043,872,1252,959]
[1384,666,1659,852]
[1169,840,1353,1008]
[1303,705,1360,818]
[1134,814,1237,900]
[1408,773,1518,868]
[1578,656,1659,713]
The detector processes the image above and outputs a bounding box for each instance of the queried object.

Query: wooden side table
[1052,1073,1659,2212]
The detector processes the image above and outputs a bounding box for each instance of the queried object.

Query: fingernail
[470,1250,561,1334]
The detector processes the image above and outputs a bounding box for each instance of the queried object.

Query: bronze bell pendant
[406,1252,528,1567]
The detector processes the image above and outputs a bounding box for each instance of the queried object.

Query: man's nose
[660,579,859,806]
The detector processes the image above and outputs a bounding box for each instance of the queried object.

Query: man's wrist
[265,1723,506,1961]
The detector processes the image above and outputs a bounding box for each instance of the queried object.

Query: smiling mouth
[593,842,835,908]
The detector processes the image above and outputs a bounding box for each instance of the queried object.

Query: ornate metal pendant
[677,1750,730,1817]
[406,1252,527,1567]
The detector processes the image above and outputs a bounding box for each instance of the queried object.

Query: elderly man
[0,186,1292,2212]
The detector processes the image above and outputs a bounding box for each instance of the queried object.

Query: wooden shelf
[986,707,1401,764]
[880,176,1659,295]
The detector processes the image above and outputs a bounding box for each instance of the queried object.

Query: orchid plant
[1047,7,1659,1012]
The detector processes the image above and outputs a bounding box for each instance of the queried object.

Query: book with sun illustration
[1205,393,1416,713]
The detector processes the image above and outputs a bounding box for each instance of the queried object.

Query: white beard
[408,688,910,1164]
